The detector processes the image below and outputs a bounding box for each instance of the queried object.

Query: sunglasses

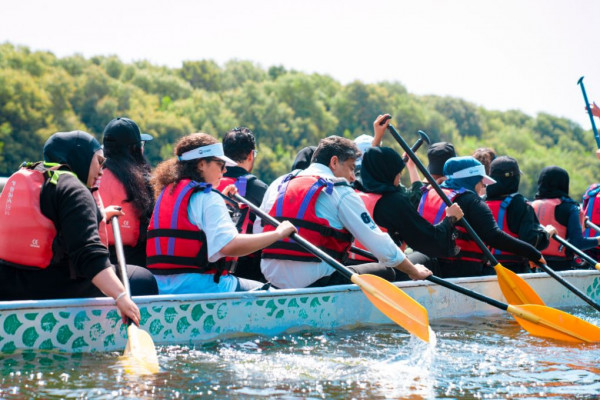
[210,158,226,171]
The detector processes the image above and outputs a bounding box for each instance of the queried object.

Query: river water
[1,306,599,399]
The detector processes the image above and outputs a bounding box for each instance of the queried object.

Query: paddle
[384,122,545,306]
[349,246,600,343]
[111,216,159,374]
[231,193,431,342]
[577,76,600,149]
[402,130,431,163]
[549,231,600,272]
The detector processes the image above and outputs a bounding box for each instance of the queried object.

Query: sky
[2,0,600,129]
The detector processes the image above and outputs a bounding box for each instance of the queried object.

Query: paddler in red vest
[216,127,269,282]
[532,166,600,270]
[99,117,154,267]
[0,131,158,324]
[255,135,432,289]
[417,156,545,278]
[485,156,552,273]
[350,145,464,270]
[146,133,296,294]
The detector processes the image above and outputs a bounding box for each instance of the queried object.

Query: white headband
[177,143,237,166]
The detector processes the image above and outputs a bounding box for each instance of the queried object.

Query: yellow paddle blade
[507,304,600,343]
[351,274,430,342]
[494,263,545,306]
[122,324,160,375]
[595,263,600,272]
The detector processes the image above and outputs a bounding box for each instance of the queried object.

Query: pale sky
[2,0,600,129]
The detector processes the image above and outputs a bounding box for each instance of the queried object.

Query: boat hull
[1,270,599,353]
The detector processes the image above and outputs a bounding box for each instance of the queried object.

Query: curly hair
[312,135,361,166]
[472,147,496,175]
[223,127,256,162]
[151,133,218,198]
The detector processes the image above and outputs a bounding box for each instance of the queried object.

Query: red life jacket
[97,169,140,247]
[532,198,584,258]
[0,163,71,269]
[146,179,228,280]
[216,174,252,234]
[583,183,600,237]
[418,187,485,262]
[261,174,353,262]
[485,194,525,263]
[348,191,400,262]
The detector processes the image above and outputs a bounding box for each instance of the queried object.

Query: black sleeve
[506,196,550,250]
[41,174,112,280]
[245,177,268,207]
[373,192,457,257]
[457,192,542,261]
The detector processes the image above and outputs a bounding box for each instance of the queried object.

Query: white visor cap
[448,164,496,185]
[178,143,237,167]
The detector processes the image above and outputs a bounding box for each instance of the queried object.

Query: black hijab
[291,146,316,171]
[535,166,570,199]
[358,147,405,194]
[43,131,102,184]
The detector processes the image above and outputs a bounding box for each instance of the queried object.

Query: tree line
[0,42,598,200]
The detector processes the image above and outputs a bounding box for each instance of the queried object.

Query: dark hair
[223,127,256,162]
[472,147,496,175]
[103,142,154,223]
[151,133,218,198]
[312,136,361,166]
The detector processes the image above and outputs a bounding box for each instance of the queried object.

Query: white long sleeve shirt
[256,163,405,288]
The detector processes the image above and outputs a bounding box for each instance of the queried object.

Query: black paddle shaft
[552,234,597,267]
[349,245,509,311]
[232,193,354,281]
[577,76,600,149]
[534,260,600,312]
[385,124,501,267]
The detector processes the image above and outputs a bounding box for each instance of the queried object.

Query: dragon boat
[0,270,599,354]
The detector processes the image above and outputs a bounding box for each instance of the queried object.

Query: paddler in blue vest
[416,156,545,278]
[255,135,432,289]
[484,156,552,273]
[216,126,269,282]
[0,131,158,325]
[146,132,296,294]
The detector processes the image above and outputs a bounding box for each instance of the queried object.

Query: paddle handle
[110,216,131,297]
[233,194,354,281]
[385,124,501,267]
[577,76,600,149]
[402,136,426,163]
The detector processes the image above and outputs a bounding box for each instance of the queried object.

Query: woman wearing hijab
[147,133,297,294]
[99,117,154,267]
[532,166,600,270]
[291,146,317,171]
[349,147,464,267]
[0,131,158,325]
[485,156,551,273]
[418,156,544,278]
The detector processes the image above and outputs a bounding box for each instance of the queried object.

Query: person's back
[532,166,599,270]
[485,156,549,273]
[217,127,268,282]
[0,131,156,323]
[99,117,154,267]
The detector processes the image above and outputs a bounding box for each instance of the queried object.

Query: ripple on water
[1,306,599,399]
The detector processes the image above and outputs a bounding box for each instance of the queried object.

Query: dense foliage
[1,42,598,199]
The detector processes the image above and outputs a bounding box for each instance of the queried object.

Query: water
[1,306,599,399]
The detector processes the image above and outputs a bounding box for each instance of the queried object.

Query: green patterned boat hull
[1,270,599,354]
